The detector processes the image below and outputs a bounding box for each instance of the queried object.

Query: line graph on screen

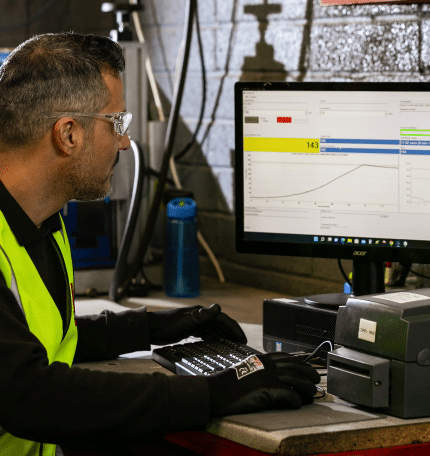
[245,152,399,211]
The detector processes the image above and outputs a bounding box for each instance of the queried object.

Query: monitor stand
[304,260,386,307]
[304,292,349,307]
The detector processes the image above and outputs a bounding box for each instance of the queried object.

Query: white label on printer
[374,292,429,304]
[358,318,377,343]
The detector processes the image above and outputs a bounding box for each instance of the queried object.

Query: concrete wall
[1,0,429,295]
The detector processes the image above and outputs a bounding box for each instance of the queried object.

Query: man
[0,33,319,456]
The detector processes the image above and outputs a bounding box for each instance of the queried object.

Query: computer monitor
[235,81,430,302]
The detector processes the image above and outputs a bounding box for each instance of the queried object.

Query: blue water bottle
[164,197,200,297]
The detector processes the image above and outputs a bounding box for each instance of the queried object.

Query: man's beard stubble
[68,147,120,202]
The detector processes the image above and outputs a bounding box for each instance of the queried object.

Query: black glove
[147,303,247,345]
[207,352,320,417]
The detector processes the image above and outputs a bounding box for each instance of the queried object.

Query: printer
[327,289,430,418]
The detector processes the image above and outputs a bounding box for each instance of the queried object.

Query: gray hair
[0,32,125,149]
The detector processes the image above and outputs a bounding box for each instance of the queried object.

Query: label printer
[327,289,430,418]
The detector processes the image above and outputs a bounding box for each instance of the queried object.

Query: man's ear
[52,117,83,156]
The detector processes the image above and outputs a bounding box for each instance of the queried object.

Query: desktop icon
[403,241,408,247]
[314,236,319,242]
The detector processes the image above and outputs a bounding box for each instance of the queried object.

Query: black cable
[174,1,206,161]
[113,0,196,301]
[409,268,430,281]
[145,167,175,186]
[339,259,430,287]
[198,0,238,154]
[315,386,326,399]
[337,258,351,285]
[303,340,333,363]
[0,0,63,32]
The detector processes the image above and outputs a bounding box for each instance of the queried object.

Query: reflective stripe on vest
[0,243,23,312]
[0,211,77,456]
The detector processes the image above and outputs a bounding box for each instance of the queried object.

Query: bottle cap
[167,197,197,220]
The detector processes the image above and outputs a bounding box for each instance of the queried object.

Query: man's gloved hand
[147,304,247,345]
[207,352,320,417]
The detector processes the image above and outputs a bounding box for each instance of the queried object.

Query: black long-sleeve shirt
[0,180,209,446]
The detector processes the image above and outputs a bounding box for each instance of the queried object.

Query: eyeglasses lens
[118,112,132,136]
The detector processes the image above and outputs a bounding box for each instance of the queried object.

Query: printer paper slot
[329,359,371,378]
[327,346,390,408]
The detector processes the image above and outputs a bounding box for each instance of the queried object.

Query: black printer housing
[327,289,430,418]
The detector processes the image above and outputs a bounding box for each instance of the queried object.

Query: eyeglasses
[45,111,133,136]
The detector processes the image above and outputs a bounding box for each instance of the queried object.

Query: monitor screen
[235,81,430,297]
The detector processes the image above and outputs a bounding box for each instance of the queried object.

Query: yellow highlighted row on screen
[244,137,320,153]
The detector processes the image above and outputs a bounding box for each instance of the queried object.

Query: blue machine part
[61,200,117,269]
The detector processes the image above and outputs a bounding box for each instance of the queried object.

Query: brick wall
[140,0,430,296]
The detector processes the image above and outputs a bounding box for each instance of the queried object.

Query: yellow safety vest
[0,210,77,456]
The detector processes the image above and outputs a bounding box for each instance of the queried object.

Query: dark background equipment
[263,297,337,360]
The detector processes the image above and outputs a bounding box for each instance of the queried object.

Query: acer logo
[353,251,367,256]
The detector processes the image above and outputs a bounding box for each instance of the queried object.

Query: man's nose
[119,133,131,151]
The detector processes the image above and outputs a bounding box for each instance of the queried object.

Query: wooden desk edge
[207,408,430,455]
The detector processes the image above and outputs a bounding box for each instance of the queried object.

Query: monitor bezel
[235,80,430,265]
